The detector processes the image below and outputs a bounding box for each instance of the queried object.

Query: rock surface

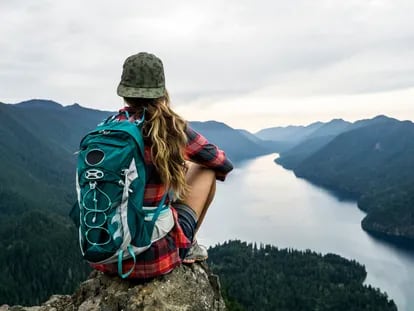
[2,263,226,311]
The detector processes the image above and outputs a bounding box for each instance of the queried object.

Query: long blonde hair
[124,92,189,199]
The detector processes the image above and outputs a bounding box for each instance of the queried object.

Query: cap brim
[117,84,165,99]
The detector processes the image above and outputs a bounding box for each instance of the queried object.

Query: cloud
[1,0,414,123]
[176,85,414,132]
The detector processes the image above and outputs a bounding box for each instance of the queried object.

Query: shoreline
[275,161,414,251]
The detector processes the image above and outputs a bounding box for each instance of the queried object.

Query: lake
[198,153,414,311]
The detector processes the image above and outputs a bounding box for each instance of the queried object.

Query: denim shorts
[172,203,197,259]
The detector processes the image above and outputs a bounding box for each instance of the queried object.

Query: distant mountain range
[1,98,412,305]
[255,121,324,143]
[264,119,350,169]
[265,115,414,245]
[190,121,270,161]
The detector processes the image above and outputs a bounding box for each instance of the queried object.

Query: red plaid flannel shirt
[90,108,233,279]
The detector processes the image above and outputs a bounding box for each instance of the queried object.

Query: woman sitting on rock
[90,52,233,279]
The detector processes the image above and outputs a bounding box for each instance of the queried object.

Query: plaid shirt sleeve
[185,126,234,181]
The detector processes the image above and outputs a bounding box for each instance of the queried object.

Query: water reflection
[199,154,414,311]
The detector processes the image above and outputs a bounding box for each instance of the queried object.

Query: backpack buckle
[89,181,97,189]
[85,169,104,180]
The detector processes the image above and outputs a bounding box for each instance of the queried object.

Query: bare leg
[182,162,216,232]
[178,162,215,263]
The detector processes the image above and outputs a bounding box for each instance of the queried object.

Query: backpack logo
[70,112,169,278]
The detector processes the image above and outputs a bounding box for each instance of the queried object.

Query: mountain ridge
[275,115,414,243]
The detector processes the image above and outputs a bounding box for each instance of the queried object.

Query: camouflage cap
[117,52,165,99]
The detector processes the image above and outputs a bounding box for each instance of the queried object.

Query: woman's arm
[184,126,234,181]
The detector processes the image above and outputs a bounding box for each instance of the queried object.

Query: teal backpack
[70,111,169,278]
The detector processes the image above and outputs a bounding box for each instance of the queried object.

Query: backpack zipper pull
[118,180,133,193]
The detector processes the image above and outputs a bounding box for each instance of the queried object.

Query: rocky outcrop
[1,263,226,311]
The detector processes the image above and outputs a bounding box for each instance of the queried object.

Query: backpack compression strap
[117,190,169,278]
[118,245,136,279]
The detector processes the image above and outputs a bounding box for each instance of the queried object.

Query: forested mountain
[275,116,398,169]
[189,121,276,161]
[237,128,264,144]
[237,128,291,154]
[275,119,352,169]
[275,135,337,169]
[256,119,351,157]
[0,100,110,304]
[304,118,351,139]
[208,240,396,311]
[275,115,414,243]
[0,99,277,305]
[255,121,323,143]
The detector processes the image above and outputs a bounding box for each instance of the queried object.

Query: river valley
[199,154,414,311]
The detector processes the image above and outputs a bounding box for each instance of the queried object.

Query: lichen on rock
[2,263,226,311]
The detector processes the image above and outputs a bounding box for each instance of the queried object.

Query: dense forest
[0,211,91,305]
[208,240,397,311]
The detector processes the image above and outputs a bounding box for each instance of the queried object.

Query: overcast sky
[1,0,414,131]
